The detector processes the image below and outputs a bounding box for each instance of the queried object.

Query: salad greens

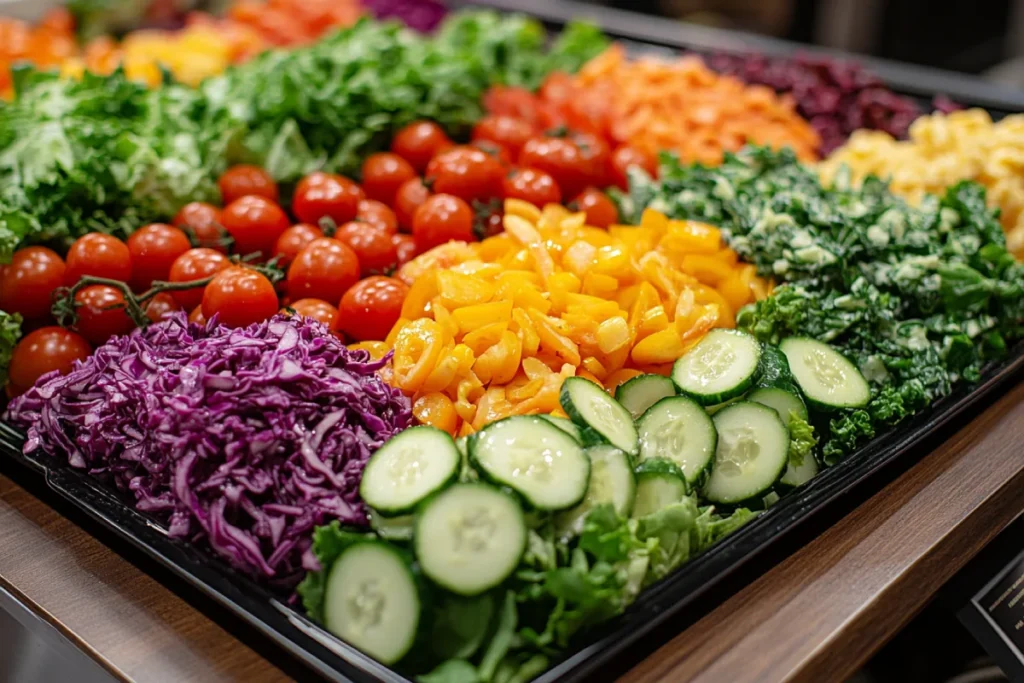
[624,146,1024,461]
[0,67,235,258]
[301,500,751,683]
[200,12,607,183]
[0,311,22,387]
[0,10,607,259]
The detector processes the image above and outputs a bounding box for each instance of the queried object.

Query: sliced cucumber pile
[780,337,870,410]
[470,415,590,510]
[560,376,639,456]
[672,329,761,405]
[637,396,717,489]
[779,451,820,489]
[615,374,677,420]
[632,459,687,518]
[360,426,461,516]
[703,402,790,505]
[538,414,584,443]
[555,445,636,536]
[747,386,808,422]
[322,541,420,664]
[415,483,527,596]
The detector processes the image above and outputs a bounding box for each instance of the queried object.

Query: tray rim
[2,5,1024,681]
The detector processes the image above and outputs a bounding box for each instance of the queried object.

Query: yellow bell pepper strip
[379,201,770,434]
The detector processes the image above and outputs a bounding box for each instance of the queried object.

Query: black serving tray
[3,5,1024,682]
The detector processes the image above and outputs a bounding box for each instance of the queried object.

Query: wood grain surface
[0,383,1022,683]
[0,474,289,683]
[621,381,1024,683]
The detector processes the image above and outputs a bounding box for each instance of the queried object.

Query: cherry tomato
[482,211,504,239]
[538,71,575,105]
[572,188,619,229]
[286,298,338,328]
[273,223,323,267]
[335,276,409,342]
[73,284,135,345]
[360,152,416,205]
[335,223,398,276]
[292,172,363,226]
[471,140,513,167]
[571,131,612,189]
[502,168,562,206]
[64,234,132,286]
[173,202,227,253]
[126,224,192,292]
[394,178,431,233]
[168,248,231,312]
[8,327,91,396]
[218,165,279,204]
[424,146,504,203]
[356,199,398,235]
[610,145,658,191]
[518,136,593,199]
[483,86,541,127]
[392,233,417,265]
[0,247,66,320]
[390,121,453,173]
[286,238,360,304]
[202,267,279,328]
[144,292,181,324]
[412,194,475,251]
[189,306,206,325]
[471,115,535,158]
[220,195,290,260]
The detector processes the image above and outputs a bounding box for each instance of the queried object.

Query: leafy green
[304,496,749,682]
[629,146,1024,459]
[0,11,606,258]
[787,411,817,468]
[202,11,607,183]
[0,68,236,258]
[0,311,22,387]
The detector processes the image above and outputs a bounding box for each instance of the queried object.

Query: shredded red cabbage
[6,314,411,586]
[705,52,960,155]
[362,0,447,32]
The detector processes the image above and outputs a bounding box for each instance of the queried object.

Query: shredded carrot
[552,45,820,165]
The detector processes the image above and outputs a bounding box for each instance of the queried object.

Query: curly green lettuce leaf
[0,311,22,387]
[787,411,817,468]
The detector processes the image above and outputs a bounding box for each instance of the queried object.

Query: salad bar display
[1,3,1023,683]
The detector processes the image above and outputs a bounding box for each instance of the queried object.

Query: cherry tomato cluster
[1,103,657,398]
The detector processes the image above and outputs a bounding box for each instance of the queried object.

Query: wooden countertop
[2,381,1024,683]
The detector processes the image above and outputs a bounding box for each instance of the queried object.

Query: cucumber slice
[368,510,414,541]
[703,402,789,505]
[747,386,808,421]
[632,459,687,518]
[555,445,636,536]
[637,396,717,489]
[322,541,420,665]
[359,426,461,516]
[614,374,677,420]
[414,483,527,596]
[779,337,870,410]
[469,416,590,510]
[538,414,583,443]
[560,376,639,456]
[779,452,820,489]
[672,329,761,405]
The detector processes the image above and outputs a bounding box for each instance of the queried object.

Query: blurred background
[574,0,1024,88]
